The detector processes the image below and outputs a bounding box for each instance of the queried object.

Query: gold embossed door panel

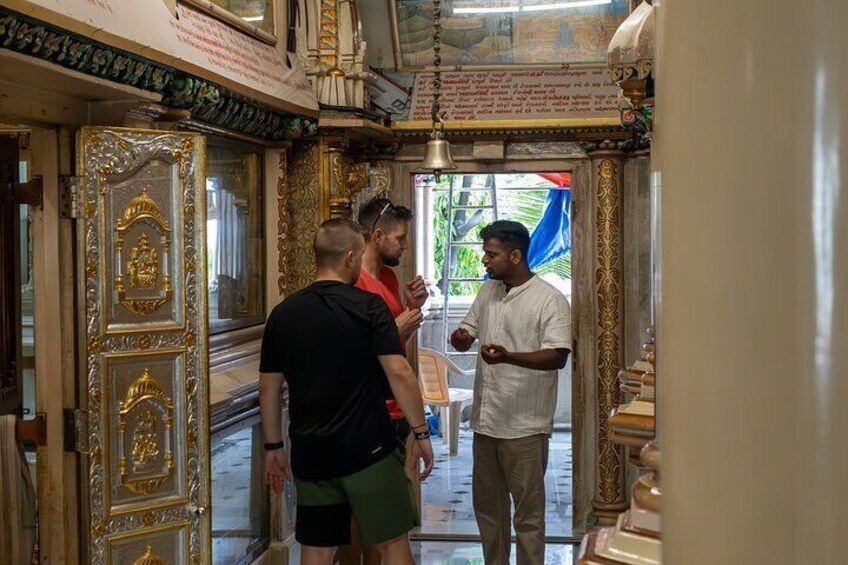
[78,128,210,564]
[104,350,186,513]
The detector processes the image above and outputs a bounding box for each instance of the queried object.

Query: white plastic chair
[417,348,475,456]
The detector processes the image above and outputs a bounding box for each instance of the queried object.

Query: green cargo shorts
[294,449,419,547]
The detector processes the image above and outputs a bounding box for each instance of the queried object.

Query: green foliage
[431,174,571,296]
[432,188,488,296]
[496,187,548,232]
[537,253,572,279]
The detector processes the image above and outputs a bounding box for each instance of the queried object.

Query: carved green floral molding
[0,7,317,140]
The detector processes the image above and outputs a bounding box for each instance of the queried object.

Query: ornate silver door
[77,127,210,564]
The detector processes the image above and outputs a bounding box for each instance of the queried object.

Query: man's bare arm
[378,354,434,480]
[258,371,291,492]
[481,346,569,370]
[259,372,286,443]
[378,355,427,428]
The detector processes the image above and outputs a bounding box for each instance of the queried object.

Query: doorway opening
[0,128,38,560]
[413,172,574,539]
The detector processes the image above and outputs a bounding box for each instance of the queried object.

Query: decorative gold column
[323,138,348,219]
[286,141,321,294]
[275,149,289,298]
[589,150,629,525]
[282,137,370,296]
[319,0,340,67]
[320,136,369,220]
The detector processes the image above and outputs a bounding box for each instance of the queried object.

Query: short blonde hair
[313,219,366,268]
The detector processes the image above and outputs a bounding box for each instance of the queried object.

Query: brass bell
[421,130,457,178]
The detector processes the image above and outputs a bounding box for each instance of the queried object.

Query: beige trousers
[472,433,549,565]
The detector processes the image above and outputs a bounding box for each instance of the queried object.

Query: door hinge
[59,175,83,219]
[15,414,46,447]
[0,176,43,208]
[64,409,89,453]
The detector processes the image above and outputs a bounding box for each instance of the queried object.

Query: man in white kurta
[451,220,571,565]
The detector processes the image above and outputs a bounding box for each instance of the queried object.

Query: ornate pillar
[322,138,348,219]
[319,135,369,220]
[264,146,291,307]
[276,148,289,297]
[286,141,321,294]
[297,0,371,108]
[588,149,629,525]
[281,135,371,298]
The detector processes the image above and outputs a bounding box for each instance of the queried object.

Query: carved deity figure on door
[127,232,160,290]
[131,409,160,472]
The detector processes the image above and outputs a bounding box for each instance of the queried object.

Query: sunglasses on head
[371,202,392,232]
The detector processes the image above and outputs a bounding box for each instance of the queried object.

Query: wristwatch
[263,440,285,451]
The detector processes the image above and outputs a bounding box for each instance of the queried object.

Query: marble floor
[212,425,267,565]
[286,541,577,564]
[420,425,573,537]
[209,423,574,563]
[411,541,576,565]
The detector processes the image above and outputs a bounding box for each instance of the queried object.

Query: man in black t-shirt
[259,219,434,565]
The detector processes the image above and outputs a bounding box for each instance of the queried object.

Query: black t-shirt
[259,280,405,480]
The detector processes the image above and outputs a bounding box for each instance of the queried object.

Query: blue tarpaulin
[527,175,571,269]
[481,174,571,275]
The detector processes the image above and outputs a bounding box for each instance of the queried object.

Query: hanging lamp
[607,0,656,109]
[420,0,456,181]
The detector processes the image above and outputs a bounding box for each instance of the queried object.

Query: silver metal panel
[79,127,210,565]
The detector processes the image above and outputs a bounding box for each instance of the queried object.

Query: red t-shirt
[355,267,405,420]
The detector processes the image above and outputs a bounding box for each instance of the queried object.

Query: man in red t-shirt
[338,198,428,565]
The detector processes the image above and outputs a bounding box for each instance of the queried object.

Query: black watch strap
[263,440,285,451]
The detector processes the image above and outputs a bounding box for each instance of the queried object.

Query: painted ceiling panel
[392,0,630,69]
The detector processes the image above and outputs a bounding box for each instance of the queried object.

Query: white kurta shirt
[459,275,572,439]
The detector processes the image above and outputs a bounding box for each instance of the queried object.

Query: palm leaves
[430,174,572,296]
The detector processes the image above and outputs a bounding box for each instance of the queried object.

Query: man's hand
[265,448,292,494]
[450,328,475,352]
[411,437,435,481]
[481,344,511,365]
[396,307,423,338]
[404,276,429,309]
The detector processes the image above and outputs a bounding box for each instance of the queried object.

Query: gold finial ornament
[133,545,166,565]
[118,187,171,232]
